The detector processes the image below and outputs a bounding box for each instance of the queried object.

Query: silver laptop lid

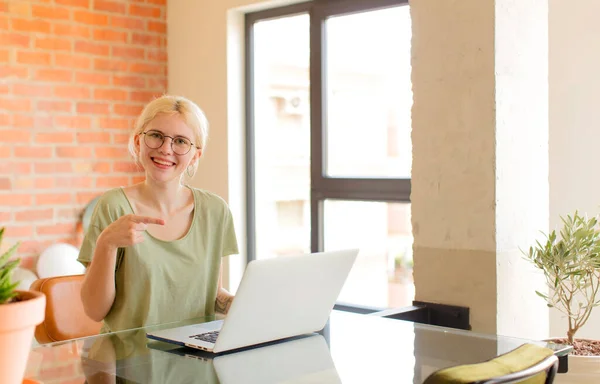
[213,249,358,353]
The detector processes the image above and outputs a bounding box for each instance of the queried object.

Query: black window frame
[245,0,411,312]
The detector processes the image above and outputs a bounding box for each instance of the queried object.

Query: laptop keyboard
[189,330,220,344]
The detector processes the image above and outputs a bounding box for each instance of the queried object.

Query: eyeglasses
[141,130,199,156]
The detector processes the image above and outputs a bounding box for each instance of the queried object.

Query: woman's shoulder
[96,187,128,206]
[189,187,230,211]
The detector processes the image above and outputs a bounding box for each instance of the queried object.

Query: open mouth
[151,157,176,168]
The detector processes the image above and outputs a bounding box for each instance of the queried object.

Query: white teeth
[153,158,174,166]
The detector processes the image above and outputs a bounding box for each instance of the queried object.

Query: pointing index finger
[131,215,165,225]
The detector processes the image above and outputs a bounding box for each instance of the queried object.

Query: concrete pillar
[411,0,549,338]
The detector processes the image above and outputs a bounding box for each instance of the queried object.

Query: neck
[141,178,187,215]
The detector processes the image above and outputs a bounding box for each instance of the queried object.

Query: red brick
[94,88,127,101]
[0,98,31,112]
[37,100,72,112]
[77,192,101,204]
[76,102,110,114]
[131,175,146,184]
[37,222,77,235]
[36,132,75,144]
[147,77,166,89]
[11,18,51,34]
[56,176,93,188]
[0,162,31,174]
[0,32,30,47]
[76,71,110,85]
[129,62,164,75]
[54,85,91,99]
[3,225,33,237]
[113,133,130,144]
[0,49,9,63]
[16,51,51,65]
[110,15,144,30]
[54,115,92,129]
[0,211,11,221]
[0,177,10,190]
[112,46,145,60]
[32,4,71,20]
[98,117,133,130]
[11,115,33,128]
[7,1,31,16]
[35,177,55,188]
[114,162,142,172]
[35,162,73,173]
[95,146,126,158]
[147,0,166,5]
[14,146,53,158]
[0,66,29,79]
[77,132,110,143]
[130,90,161,103]
[93,28,128,43]
[113,75,145,88]
[94,58,128,72]
[93,162,112,173]
[34,69,73,83]
[35,37,72,51]
[114,104,143,116]
[35,193,72,206]
[56,146,93,158]
[15,209,54,221]
[75,41,109,56]
[0,194,32,207]
[97,176,129,188]
[129,4,161,18]
[74,10,108,26]
[0,113,9,125]
[94,0,126,13]
[147,21,166,34]
[55,0,89,8]
[53,24,91,39]
[132,33,163,46]
[55,53,92,69]
[12,83,53,97]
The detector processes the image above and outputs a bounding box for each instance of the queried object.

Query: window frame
[245,0,411,312]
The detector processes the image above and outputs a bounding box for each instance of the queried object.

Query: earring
[186,164,195,178]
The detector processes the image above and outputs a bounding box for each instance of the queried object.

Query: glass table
[25,310,571,383]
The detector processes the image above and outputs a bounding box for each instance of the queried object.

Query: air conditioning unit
[283,95,305,115]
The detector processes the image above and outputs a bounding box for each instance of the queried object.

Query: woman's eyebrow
[151,129,191,141]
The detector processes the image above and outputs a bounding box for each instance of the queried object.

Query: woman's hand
[97,214,165,252]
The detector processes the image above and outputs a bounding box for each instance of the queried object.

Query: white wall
[549,0,600,340]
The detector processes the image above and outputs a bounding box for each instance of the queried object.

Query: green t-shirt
[77,187,239,333]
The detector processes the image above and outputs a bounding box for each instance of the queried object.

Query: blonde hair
[128,95,209,174]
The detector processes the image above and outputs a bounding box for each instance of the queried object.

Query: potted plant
[0,228,46,384]
[525,211,600,381]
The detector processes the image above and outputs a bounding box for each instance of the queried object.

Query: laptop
[146,249,358,354]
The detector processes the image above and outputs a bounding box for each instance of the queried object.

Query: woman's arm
[80,214,165,322]
[215,263,235,315]
[80,238,118,323]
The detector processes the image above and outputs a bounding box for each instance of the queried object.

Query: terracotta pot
[0,290,46,384]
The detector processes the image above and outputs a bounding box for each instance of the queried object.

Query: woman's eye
[175,138,188,145]
[149,132,162,139]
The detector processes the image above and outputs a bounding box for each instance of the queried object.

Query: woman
[78,95,238,333]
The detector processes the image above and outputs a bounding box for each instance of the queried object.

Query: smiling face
[135,113,202,184]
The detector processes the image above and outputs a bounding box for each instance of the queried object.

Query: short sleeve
[222,206,239,257]
[77,223,102,268]
[77,189,123,268]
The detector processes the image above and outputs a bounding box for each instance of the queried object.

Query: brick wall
[0,0,167,269]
